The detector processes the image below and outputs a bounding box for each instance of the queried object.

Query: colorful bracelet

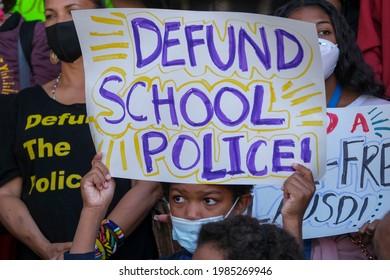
[101,219,125,247]
[94,235,107,260]
[94,219,125,260]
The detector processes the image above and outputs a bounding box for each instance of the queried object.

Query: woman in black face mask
[0,0,161,260]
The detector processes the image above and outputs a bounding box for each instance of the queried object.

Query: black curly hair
[274,0,385,98]
[196,215,304,260]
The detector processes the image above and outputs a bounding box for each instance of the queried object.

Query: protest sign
[253,104,390,238]
[73,8,327,184]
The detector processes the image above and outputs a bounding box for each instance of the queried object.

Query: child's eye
[173,196,185,203]
[204,198,217,205]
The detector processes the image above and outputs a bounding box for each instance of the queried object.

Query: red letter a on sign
[351,113,369,133]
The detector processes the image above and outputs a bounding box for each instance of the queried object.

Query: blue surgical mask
[171,197,239,254]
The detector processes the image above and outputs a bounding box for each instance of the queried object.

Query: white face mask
[171,197,240,254]
[319,38,339,80]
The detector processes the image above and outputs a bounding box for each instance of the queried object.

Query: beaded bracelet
[94,219,125,260]
[102,219,125,247]
[94,236,107,260]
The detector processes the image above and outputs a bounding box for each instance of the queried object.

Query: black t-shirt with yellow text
[0,86,157,259]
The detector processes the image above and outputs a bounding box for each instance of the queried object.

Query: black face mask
[45,21,82,63]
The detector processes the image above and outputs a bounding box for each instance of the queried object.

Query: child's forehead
[170,183,230,194]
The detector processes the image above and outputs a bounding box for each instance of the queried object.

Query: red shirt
[357,0,390,97]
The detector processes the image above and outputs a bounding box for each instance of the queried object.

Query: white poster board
[73,8,327,185]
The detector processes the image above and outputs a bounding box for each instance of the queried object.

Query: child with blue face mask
[161,183,252,259]
[64,161,315,260]
[159,162,314,260]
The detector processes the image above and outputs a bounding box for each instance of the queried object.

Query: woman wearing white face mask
[275,0,390,260]
[276,0,387,109]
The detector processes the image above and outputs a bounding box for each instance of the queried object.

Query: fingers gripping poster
[73,8,327,185]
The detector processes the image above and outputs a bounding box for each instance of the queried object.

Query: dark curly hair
[274,0,385,98]
[196,215,304,260]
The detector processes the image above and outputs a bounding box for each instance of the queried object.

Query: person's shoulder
[16,85,47,102]
[347,95,390,107]
[0,94,17,115]
[18,85,45,95]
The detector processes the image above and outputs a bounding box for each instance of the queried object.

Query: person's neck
[60,59,85,90]
[325,74,360,107]
[324,74,339,106]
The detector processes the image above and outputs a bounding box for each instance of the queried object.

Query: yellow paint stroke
[290,92,322,106]
[97,140,104,153]
[134,134,142,169]
[93,54,128,62]
[105,140,115,169]
[111,12,126,19]
[297,107,323,117]
[282,81,293,92]
[90,42,129,51]
[91,15,124,26]
[120,140,128,170]
[282,83,315,99]
[299,121,324,126]
[90,31,124,36]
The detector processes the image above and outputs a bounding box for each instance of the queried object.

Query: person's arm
[0,176,71,259]
[70,153,162,259]
[107,179,162,238]
[69,155,116,256]
[280,163,315,246]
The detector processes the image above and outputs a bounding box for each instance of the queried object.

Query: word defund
[25,113,89,130]
[131,16,305,74]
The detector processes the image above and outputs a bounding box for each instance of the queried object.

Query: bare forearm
[0,194,50,258]
[282,217,303,246]
[70,207,106,254]
[107,181,162,237]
